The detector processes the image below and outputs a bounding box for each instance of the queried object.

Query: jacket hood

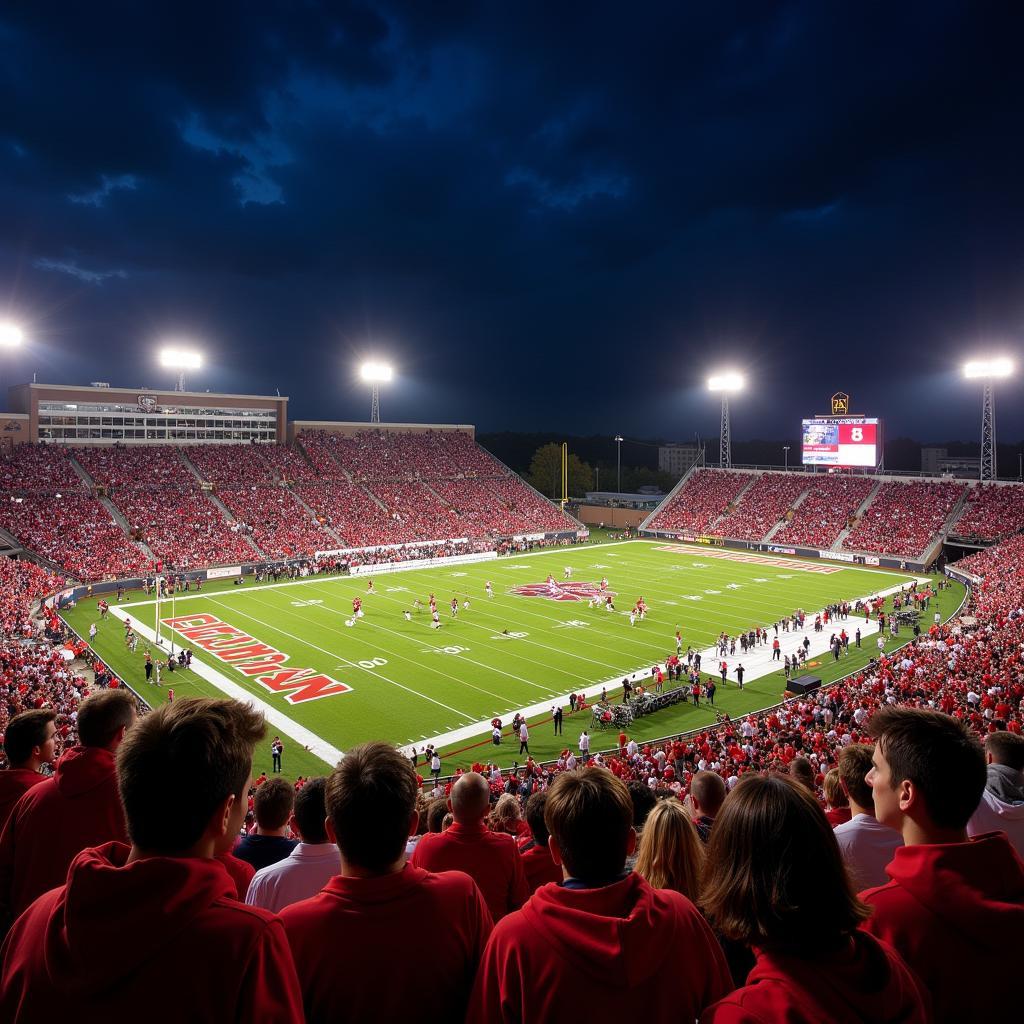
[53,746,117,799]
[520,872,682,987]
[883,833,1024,950]
[986,763,1024,805]
[41,842,236,996]
[746,931,927,1023]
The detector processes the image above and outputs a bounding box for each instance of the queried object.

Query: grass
[61,539,965,780]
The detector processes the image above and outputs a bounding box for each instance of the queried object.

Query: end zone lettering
[162,613,352,704]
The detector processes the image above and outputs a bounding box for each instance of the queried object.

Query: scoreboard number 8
[851,427,863,441]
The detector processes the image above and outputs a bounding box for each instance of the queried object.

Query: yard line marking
[108,606,343,767]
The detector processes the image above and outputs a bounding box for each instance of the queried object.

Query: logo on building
[138,394,160,411]
[510,581,614,602]
[830,392,850,415]
[2,420,23,433]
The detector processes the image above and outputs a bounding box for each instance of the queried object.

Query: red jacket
[861,832,1024,1024]
[411,820,528,921]
[0,842,303,1023]
[0,768,45,834]
[702,930,929,1023]
[216,850,256,900]
[0,746,128,920]
[466,872,733,1023]
[280,863,492,1023]
[520,841,562,893]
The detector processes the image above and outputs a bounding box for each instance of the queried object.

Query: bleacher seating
[951,483,1024,542]
[710,472,810,541]
[216,486,337,559]
[843,480,966,557]
[771,475,875,549]
[645,470,749,535]
[73,445,185,491]
[0,444,81,492]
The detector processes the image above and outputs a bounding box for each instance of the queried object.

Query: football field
[62,541,962,779]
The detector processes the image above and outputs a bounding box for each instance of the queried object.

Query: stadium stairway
[360,484,390,513]
[203,490,266,559]
[706,471,761,534]
[941,485,973,539]
[67,454,96,491]
[638,450,706,532]
[831,478,883,551]
[0,525,23,554]
[763,484,812,542]
[289,488,346,547]
[98,495,157,563]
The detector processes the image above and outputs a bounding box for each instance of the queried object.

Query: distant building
[658,443,700,477]
[921,447,980,478]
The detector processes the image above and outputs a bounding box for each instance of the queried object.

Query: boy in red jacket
[0,690,136,923]
[0,709,56,831]
[466,768,733,1024]
[280,742,492,1023]
[0,697,304,1023]
[861,706,1024,1024]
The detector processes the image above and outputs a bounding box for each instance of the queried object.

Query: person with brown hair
[967,730,1024,855]
[701,773,929,1023]
[234,775,298,871]
[0,709,56,831]
[861,707,1024,1024]
[634,797,705,901]
[519,791,560,893]
[0,697,303,1022]
[466,768,731,1024]
[280,741,492,1023]
[822,767,851,827]
[0,689,136,922]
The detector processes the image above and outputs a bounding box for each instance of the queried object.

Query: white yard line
[108,605,342,767]
[399,576,928,757]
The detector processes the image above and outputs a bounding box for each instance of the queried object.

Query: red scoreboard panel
[801,417,880,468]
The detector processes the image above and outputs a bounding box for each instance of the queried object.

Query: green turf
[61,541,964,779]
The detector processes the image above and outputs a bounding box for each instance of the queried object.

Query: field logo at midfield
[162,613,352,704]
[510,581,615,602]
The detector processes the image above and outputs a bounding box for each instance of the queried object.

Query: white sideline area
[398,574,928,758]
[108,605,344,766]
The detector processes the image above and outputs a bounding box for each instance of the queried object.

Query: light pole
[160,347,202,392]
[360,361,393,423]
[614,435,623,493]
[783,445,790,471]
[707,372,745,469]
[963,358,1014,481]
[0,322,24,406]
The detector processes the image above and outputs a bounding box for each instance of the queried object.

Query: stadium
[2,6,1024,1022]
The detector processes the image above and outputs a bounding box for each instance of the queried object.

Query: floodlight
[707,372,745,392]
[360,361,393,383]
[963,358,1013,379]
[0,322,23,348]
[159,348,203,370]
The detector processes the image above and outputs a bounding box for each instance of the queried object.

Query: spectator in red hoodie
[0,697,303,1022]
[280,742,492,1023]
[0,709,56,831]
[0,690,136,924]
[412,770,528,921]
[519,791,561,892]
[861,706,1024,1024]
[701,773,928,1023]
[466,768,733,1024]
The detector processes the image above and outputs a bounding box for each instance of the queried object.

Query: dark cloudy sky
[2,1,1023,442]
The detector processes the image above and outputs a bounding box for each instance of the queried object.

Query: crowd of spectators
[0,444,81,493]
[216,486,338,560]
[772,474,876,548]
[73,445,186,492]
[646,470,749,535]
[843,480,965,557]
[710,472,810,541]
[951,482,1024,542]
[187,443,319,486]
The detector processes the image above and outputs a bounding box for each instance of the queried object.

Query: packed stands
[710,472,809,541]
[295,480,417,548]
[73,445,185,491]
[951,483,1024,542]
[0,443,81,493]
[771,474,875,548]
[187,443,318,485]
[216,486,338,559]
[0,558,62,637]
[644,469,749,535]
[843,480,966,557]
[0,493,148,581]
[295,431,347,479]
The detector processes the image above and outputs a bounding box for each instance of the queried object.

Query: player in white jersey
[485,581,493,599]
[628,611,636,627]
[403,609,412,622]
[563,566,573,579]
[431,609,441,629]
[463,599,470,611]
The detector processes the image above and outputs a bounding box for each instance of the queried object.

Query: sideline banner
[206,565,242,580]
[347,551,498,576]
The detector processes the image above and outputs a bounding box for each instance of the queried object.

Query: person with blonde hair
[488,793,527,840]
[822,767,851,827]
[634,798,705,901]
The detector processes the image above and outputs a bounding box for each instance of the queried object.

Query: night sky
[2,1,1023,443]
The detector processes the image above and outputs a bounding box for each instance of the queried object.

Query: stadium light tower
[614,435,624,493]
[963,358,1013,481]
[0,322,23,407]
[707,372,744,469]
[159,347,202,392]
[360,361,393,423]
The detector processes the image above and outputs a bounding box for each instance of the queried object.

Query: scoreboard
[801,417,880,468]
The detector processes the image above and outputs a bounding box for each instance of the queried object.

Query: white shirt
[519,724,529,741]
[579,733,590,753]
[245,842,341,913]
[833,813,904,890]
